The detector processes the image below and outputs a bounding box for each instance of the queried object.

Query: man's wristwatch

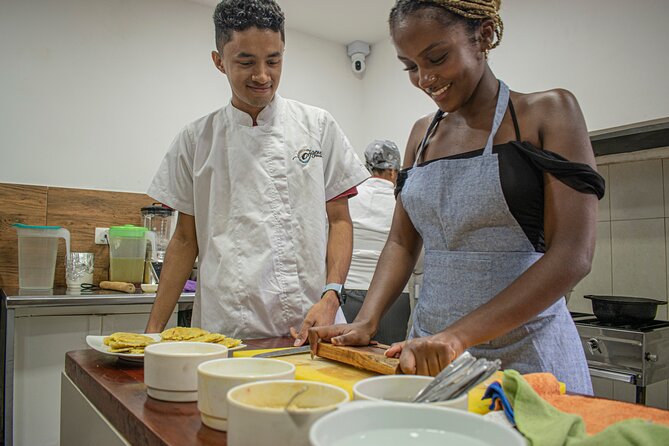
[321,283,346,306]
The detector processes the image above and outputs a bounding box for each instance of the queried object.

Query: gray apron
[402,81,593,395]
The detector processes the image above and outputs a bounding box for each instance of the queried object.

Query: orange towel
[523,373,669,435]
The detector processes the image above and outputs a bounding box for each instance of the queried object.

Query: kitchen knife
[252,345,312,358]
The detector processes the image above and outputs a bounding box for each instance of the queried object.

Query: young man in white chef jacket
[145,0,369,340]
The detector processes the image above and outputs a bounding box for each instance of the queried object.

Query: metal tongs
[411,351,501,403]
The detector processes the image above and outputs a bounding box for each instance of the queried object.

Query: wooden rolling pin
[315,342,400,375]
[99,281,136,293]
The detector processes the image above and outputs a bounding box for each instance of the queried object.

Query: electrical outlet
[95,227,109,244]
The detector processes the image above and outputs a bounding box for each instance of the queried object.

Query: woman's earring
[484,48,490,60]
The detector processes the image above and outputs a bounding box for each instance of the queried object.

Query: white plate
[86,334,246,362]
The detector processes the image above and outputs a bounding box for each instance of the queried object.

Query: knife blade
[252,345,311,358]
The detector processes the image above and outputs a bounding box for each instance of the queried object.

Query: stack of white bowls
[309,401,526,446]
[143,341,229,402]
[196,357,297,431]
[352,374,468,410]
[143,347,523,446]
[142,346,351,446]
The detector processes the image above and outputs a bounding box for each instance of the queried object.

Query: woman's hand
[306,320,377,355]
[388,333,466,376]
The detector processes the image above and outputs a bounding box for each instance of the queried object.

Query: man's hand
[306,319,377,356]
[290,291,341,346]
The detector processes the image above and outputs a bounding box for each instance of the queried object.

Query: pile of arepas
[103,327,242,354]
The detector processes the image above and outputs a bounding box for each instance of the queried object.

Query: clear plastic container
[141,203,175,262]
[13,224,71,289]
[108,225,155,284]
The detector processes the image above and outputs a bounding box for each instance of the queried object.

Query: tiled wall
[568,159,669,408]
[570,159,669,317]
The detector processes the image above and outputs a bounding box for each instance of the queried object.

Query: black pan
[584,295,667,324]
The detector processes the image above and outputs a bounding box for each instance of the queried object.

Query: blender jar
[141,204,175,262]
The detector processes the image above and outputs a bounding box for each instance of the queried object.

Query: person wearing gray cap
[363,139,401,184]
[342,140,411,345]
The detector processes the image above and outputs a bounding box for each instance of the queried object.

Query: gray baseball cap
[364,139,401,171]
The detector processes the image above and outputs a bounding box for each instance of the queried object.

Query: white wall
[361,0,669,154]
[3,0,669,191]
[281,31,364,151]
[0,0,362,193]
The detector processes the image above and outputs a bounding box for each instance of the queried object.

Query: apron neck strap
[484,80,510,155]
[413,80,509,165]
[413,110,444,167]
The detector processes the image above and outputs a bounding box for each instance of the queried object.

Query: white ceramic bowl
[143,341,228,402]
[197,358,296,431]
[309,401,526,446]
[352,375,468,410]
[227,380,349,446]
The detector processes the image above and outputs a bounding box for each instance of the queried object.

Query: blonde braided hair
[392,0,504,49]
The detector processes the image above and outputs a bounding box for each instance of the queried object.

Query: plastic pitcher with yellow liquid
[108,225,155,285]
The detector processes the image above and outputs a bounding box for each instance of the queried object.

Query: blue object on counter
[483,381,516,426]
[183,280,197,292]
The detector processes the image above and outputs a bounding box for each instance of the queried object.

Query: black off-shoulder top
[395,101,606,253]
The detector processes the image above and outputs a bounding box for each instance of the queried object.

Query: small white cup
[197,358,296,431]
[227,380,349,446]
[352,375,469,410]
[144,341,228,402]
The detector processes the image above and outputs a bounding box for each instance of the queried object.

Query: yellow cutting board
[234,349,519,413]
[234,348,378,398]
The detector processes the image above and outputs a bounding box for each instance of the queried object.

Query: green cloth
[502,370,669,446]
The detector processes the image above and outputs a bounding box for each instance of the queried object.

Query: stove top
[570,313,669,393]
[570,312,669,332]
[575,317,669,332]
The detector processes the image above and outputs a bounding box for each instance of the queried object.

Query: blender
[141,203,175,281]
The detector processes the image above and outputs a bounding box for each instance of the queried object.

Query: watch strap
[321,283,345,305]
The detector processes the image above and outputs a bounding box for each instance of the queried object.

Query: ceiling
[189,0,397,45]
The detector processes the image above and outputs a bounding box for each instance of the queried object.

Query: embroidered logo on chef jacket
[293,148,322,165]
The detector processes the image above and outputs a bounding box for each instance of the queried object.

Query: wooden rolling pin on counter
[99,281,136,293]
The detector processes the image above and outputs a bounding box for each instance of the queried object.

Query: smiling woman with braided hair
[309,0,604,395]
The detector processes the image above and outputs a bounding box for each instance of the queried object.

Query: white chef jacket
[148,95,369,338]
[345,177,407,292]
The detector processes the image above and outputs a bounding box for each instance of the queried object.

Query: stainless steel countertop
[1,287,194,308]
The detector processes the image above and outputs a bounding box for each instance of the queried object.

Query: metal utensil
[424,358,501,402]
[284,385,308,411]
[413,353,501,404]
[412,351,475,402]
[253,345,311,358]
